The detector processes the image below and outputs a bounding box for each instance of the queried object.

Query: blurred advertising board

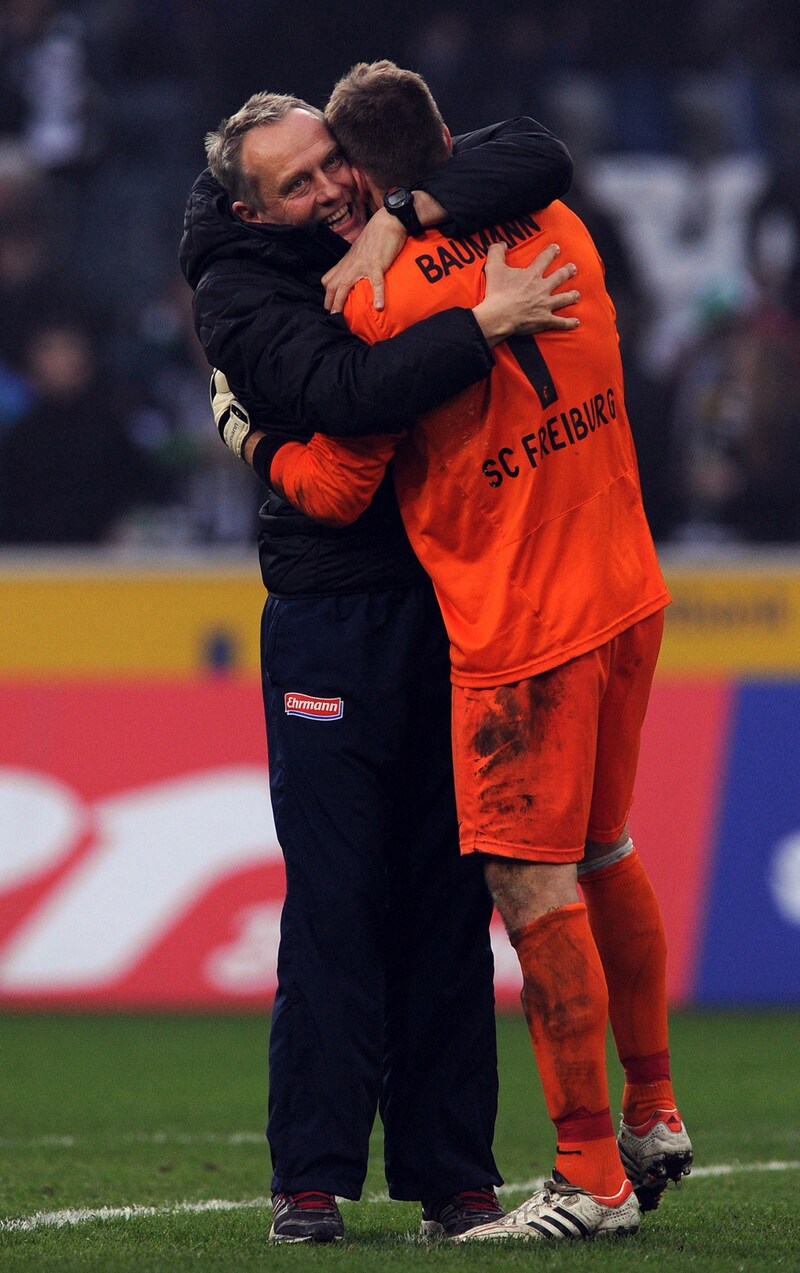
[1,553,799,1008]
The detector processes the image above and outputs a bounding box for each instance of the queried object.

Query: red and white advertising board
[0,676,728,1010]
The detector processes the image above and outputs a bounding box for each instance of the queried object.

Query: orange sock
[511,903,627,1197]
[579,845,676,1125]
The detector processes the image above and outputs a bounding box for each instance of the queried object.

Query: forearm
[237,305,494,437]
[382,120,574,232]
[410,189,448,228]
[266,433,401,526]
[200,272,497,438]
[419,118,573,233]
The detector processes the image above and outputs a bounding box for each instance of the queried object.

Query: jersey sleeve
[418,118,573,234]
[197,269,494,440]
[269,432,403,527]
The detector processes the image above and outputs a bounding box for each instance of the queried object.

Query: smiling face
[232,109,367,242]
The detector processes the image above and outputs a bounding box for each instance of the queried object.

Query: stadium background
[1,0,799,1011]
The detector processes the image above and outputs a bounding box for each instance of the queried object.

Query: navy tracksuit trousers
[261,580,500,1200]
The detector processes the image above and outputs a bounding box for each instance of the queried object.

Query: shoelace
[546,1174,630,1205]
[456,1188,503,1214]
[542,1174,588,1201]
[277,1191,337,1212]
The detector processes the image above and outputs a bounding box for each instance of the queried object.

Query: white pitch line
[0,1136,78,1148]
[689,1160,800,1178]
[130,1132,264,1146]
[495,1159,800,1197]
[0,1197,271,1234]
[3,1161,799,1233]
[0,1132,264,1149]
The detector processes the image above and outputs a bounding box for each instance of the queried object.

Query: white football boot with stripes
[457,1171,640,1242]
[618,1108,693,1210]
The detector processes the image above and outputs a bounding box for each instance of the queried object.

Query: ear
[442,124,453,153]
[232,200,266,224]
[353,167,380,215]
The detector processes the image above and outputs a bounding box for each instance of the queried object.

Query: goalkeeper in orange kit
[216,61,693,1243]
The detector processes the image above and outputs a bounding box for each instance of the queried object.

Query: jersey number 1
[506,335,558,409]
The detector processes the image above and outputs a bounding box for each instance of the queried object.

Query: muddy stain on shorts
[471,667,568,830]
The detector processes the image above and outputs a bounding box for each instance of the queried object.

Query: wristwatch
[383,187,425,237]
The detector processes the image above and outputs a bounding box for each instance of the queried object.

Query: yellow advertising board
[0,555,263,676]
[659,558,800,675]
[2,551,800,676]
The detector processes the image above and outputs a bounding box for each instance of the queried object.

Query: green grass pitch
[1,1010,799,1271]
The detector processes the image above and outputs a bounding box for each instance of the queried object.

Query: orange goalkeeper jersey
[276,202,669,687]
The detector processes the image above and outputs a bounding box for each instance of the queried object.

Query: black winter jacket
[179,119,571,596]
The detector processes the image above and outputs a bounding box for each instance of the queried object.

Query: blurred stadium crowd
[0,0,798,549]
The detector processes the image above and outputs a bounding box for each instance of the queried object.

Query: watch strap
[383,187,424,237]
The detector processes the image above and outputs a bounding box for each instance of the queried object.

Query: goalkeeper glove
[210,368,255,461]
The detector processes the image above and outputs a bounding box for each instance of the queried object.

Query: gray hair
[205,92,323,208]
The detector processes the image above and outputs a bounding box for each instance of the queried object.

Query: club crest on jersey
[284,692,344,721]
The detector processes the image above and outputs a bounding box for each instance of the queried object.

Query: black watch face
[386,188,408,211]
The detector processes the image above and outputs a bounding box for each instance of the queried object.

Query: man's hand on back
[473,243,580,347]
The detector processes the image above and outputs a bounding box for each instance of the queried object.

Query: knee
[583,825,632,865]
[483,857,578,933]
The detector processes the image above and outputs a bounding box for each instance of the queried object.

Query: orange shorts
[451,610,665,862]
